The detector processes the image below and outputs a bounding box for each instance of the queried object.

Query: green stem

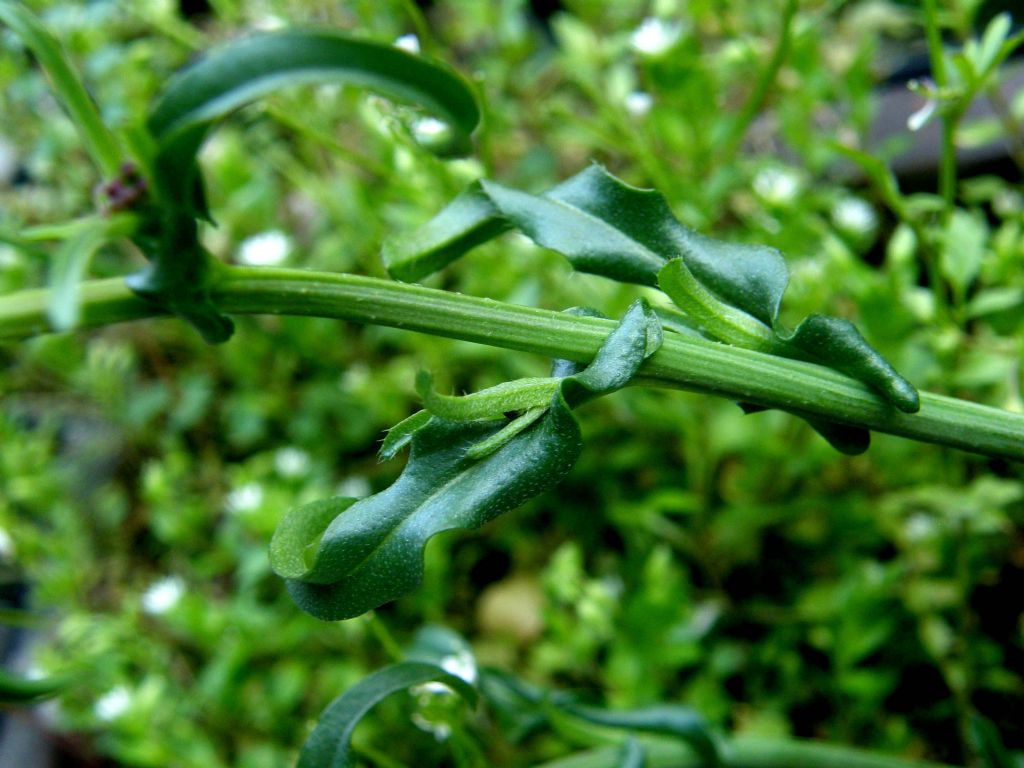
[922,0,957,209]
[536,736,956,768]
[1,267,1022,461]
[720,0,798,163]
[0,1,123,178]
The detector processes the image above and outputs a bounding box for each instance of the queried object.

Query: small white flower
[631,17,682,56]
[907,99,938,132]
[412,117,450,142]
[832,197,877,236]
[141,576,185,615]
[394,34,420,54]
[753,167,801,206]
[237,231,291,266]
[907,79,938,132]
[0,527,14,559]
[275,447,311,478]
[624,91,653,118]
[94,686,131,721]
[226,482,264,514]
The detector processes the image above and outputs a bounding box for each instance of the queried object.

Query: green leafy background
[1,0,1022,766]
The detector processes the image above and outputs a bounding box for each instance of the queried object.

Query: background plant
[0,1,1022,767]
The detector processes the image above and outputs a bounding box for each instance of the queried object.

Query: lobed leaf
[384,164,788,325]
[296,661,477,768]
[273,300,661,620]
[385,164,920,426]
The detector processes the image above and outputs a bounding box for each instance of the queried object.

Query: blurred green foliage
[0,0,1022,766]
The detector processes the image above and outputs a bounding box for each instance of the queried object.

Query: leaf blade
[297,661,477,768]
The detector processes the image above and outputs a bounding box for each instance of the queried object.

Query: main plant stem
[1,266,1022,461]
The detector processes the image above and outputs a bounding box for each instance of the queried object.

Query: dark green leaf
[281,405,581,620]
[785,315,920,413]
[382,183,509,282]
[296,661,477,768]
[562,703,720,768]
[0,669,71,704]
[270,497,358,580]
[133,28,480,342]
[273,300,660,620]
[384,164,788,326]
[123,211,235,344]
[802,417,871,455]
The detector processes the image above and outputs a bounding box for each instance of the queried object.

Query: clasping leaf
[271,300,661,620]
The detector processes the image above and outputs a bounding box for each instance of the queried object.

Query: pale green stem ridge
[0,267,1021,461]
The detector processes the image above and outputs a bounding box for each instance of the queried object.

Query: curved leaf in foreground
[131,28,480,344]
[271,300,661,620]
[147,29,480,213]
[297,661,477,768]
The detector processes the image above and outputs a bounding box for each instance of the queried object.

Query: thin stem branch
[720,0,799,163]
[0,1,123,178]
[922,0,958,209]
[1,267,1022,461]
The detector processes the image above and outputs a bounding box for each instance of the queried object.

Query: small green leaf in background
[272,300,661,620]
[940,209,987,304]
[296,661,477,768]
